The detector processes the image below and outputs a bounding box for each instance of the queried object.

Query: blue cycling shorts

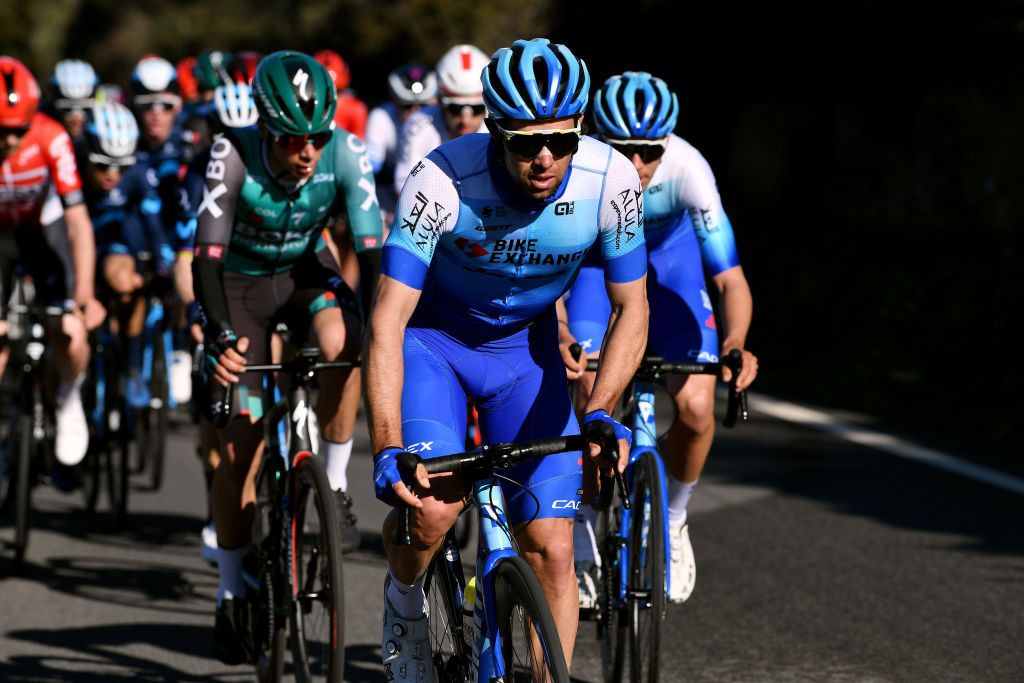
[401,308,582,525]
[566,226,719,363]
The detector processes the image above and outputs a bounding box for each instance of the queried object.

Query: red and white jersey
[0,112,84,230]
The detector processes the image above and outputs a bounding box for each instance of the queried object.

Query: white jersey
[392,104,486,193]
[366,102,401,178]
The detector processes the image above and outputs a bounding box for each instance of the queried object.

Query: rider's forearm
[174,254,195,305]
[192,249,231,334]
[64,204,96,303]
[713,266,753,351]
[365,311,406,453]
[585,288,648,414]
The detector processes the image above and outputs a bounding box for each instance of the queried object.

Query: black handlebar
[394,435,589,546]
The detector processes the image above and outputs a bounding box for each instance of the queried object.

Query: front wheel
[494,554,571,683]
[626,451,665,683]
[289,455,345,682]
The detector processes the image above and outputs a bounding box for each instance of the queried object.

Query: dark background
[4,0,1021,451]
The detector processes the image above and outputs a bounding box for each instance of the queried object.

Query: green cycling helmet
[194,50,232,91]
[253,51,336,135]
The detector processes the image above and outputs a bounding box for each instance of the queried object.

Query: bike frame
[609,378,673,603]
[139,295,175,409]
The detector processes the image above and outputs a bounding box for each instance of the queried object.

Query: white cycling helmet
[214,81,259,128]
[84,102,139,162]
[435,44,488,104]
[50,59,99,104]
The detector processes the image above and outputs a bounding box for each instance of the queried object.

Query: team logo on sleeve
[401,191,450,253]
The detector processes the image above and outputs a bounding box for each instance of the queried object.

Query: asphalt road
[1,396,1021,682]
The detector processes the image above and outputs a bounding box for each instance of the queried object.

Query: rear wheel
[13,411,34,565]
[105,403,131,526]
[289,455,345,682]
[626,451,665,683]
[425,534,471,682]
[494,554,570,683]
[597,499,627,683]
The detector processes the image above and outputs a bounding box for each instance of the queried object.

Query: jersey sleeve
[45,126,84,208]
[393,111,441,193]
[333,132,383,252]
[596,151,647,283]
[365,107,395,175]
[381,154,460,291]
[681,149,740,275]
[194,136,245,253]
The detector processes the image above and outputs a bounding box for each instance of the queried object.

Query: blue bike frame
[140,297,176,409]
[612,379,672,602]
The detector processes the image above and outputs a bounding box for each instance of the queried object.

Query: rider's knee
[409,497,461,548]
[518,520,575,579]
[677,389,714,435]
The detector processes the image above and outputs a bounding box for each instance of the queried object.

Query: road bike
[575,348,748,683]
[212,347,353,682]
[395,434,624,683]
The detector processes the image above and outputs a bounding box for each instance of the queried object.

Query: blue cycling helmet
[593,71,678,140]
[482,38,590,121]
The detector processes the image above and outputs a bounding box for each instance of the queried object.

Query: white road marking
[751,393,1024,496]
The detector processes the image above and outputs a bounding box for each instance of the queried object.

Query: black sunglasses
[490,120,582,159]
[608,141,666,164]
[271,129,333,154]
[137,101,176,113]
[0,124,31,139]
[444,103,486,117]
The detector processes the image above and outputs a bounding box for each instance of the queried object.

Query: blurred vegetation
[3,0,1022,452]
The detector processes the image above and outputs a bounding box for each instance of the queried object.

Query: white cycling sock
[387,571,426,619]
[573,506,600,567]
[217,545,247,606]
[668,478,699,527]
[322,438,353,492]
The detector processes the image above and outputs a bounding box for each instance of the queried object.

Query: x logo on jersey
[198,183,227,218]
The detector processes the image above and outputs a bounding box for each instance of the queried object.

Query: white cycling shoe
[576,560,600,610]
[669,522,696,604]
[382,577,435,682]
[55,377,88,466]
[170,349,193,405]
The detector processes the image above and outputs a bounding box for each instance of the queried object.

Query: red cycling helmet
[313,49,350,90]
[177,57,199,102]
[0,56,41,128]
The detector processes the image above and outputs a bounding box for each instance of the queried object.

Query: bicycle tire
[626,451,665,683]
[13,411,33,565]
[425,533,471,682]
[289,455,345,682]
[78,443,100,513]
[105,391,131,525]
[597,497,627,683]
[251,462,287,683]
[145,335,168,491]
[494,554,571,683]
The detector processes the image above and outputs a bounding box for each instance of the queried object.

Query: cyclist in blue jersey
[564,72,758,606]
[366,38,649,678]
[77,102,164,407]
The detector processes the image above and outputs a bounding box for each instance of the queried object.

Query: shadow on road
[0,622,243,682]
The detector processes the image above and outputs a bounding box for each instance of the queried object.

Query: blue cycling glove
[582,409,632,446]
[373,446,409,504]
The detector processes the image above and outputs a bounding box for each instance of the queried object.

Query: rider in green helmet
[192,50,382,665]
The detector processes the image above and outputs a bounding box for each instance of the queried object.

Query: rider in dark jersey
[192,51,382,666]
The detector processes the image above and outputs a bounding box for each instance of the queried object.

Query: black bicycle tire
[105,393,131,525]
[494,554,571,683]
[597,497,627,683]
[289,455,345,682]
[627,451,665,683]
[79,443,100,513]
[146,335,168,491]
[13,410,33,565]
[251,462,286,683]
[424,533,472,682]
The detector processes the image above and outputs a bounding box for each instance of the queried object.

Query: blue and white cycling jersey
[567,134,741,362]
[385,132,646,523]
[641,134,739,273]
[384,133,647,336]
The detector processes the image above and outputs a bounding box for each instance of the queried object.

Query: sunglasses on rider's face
[137,101,176,113]
[0,124,31,139]
[270,128,333,154]
[607,139,667,164]
[88,152,134,172]
[444,102,486,118]
[490,120,582,159]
